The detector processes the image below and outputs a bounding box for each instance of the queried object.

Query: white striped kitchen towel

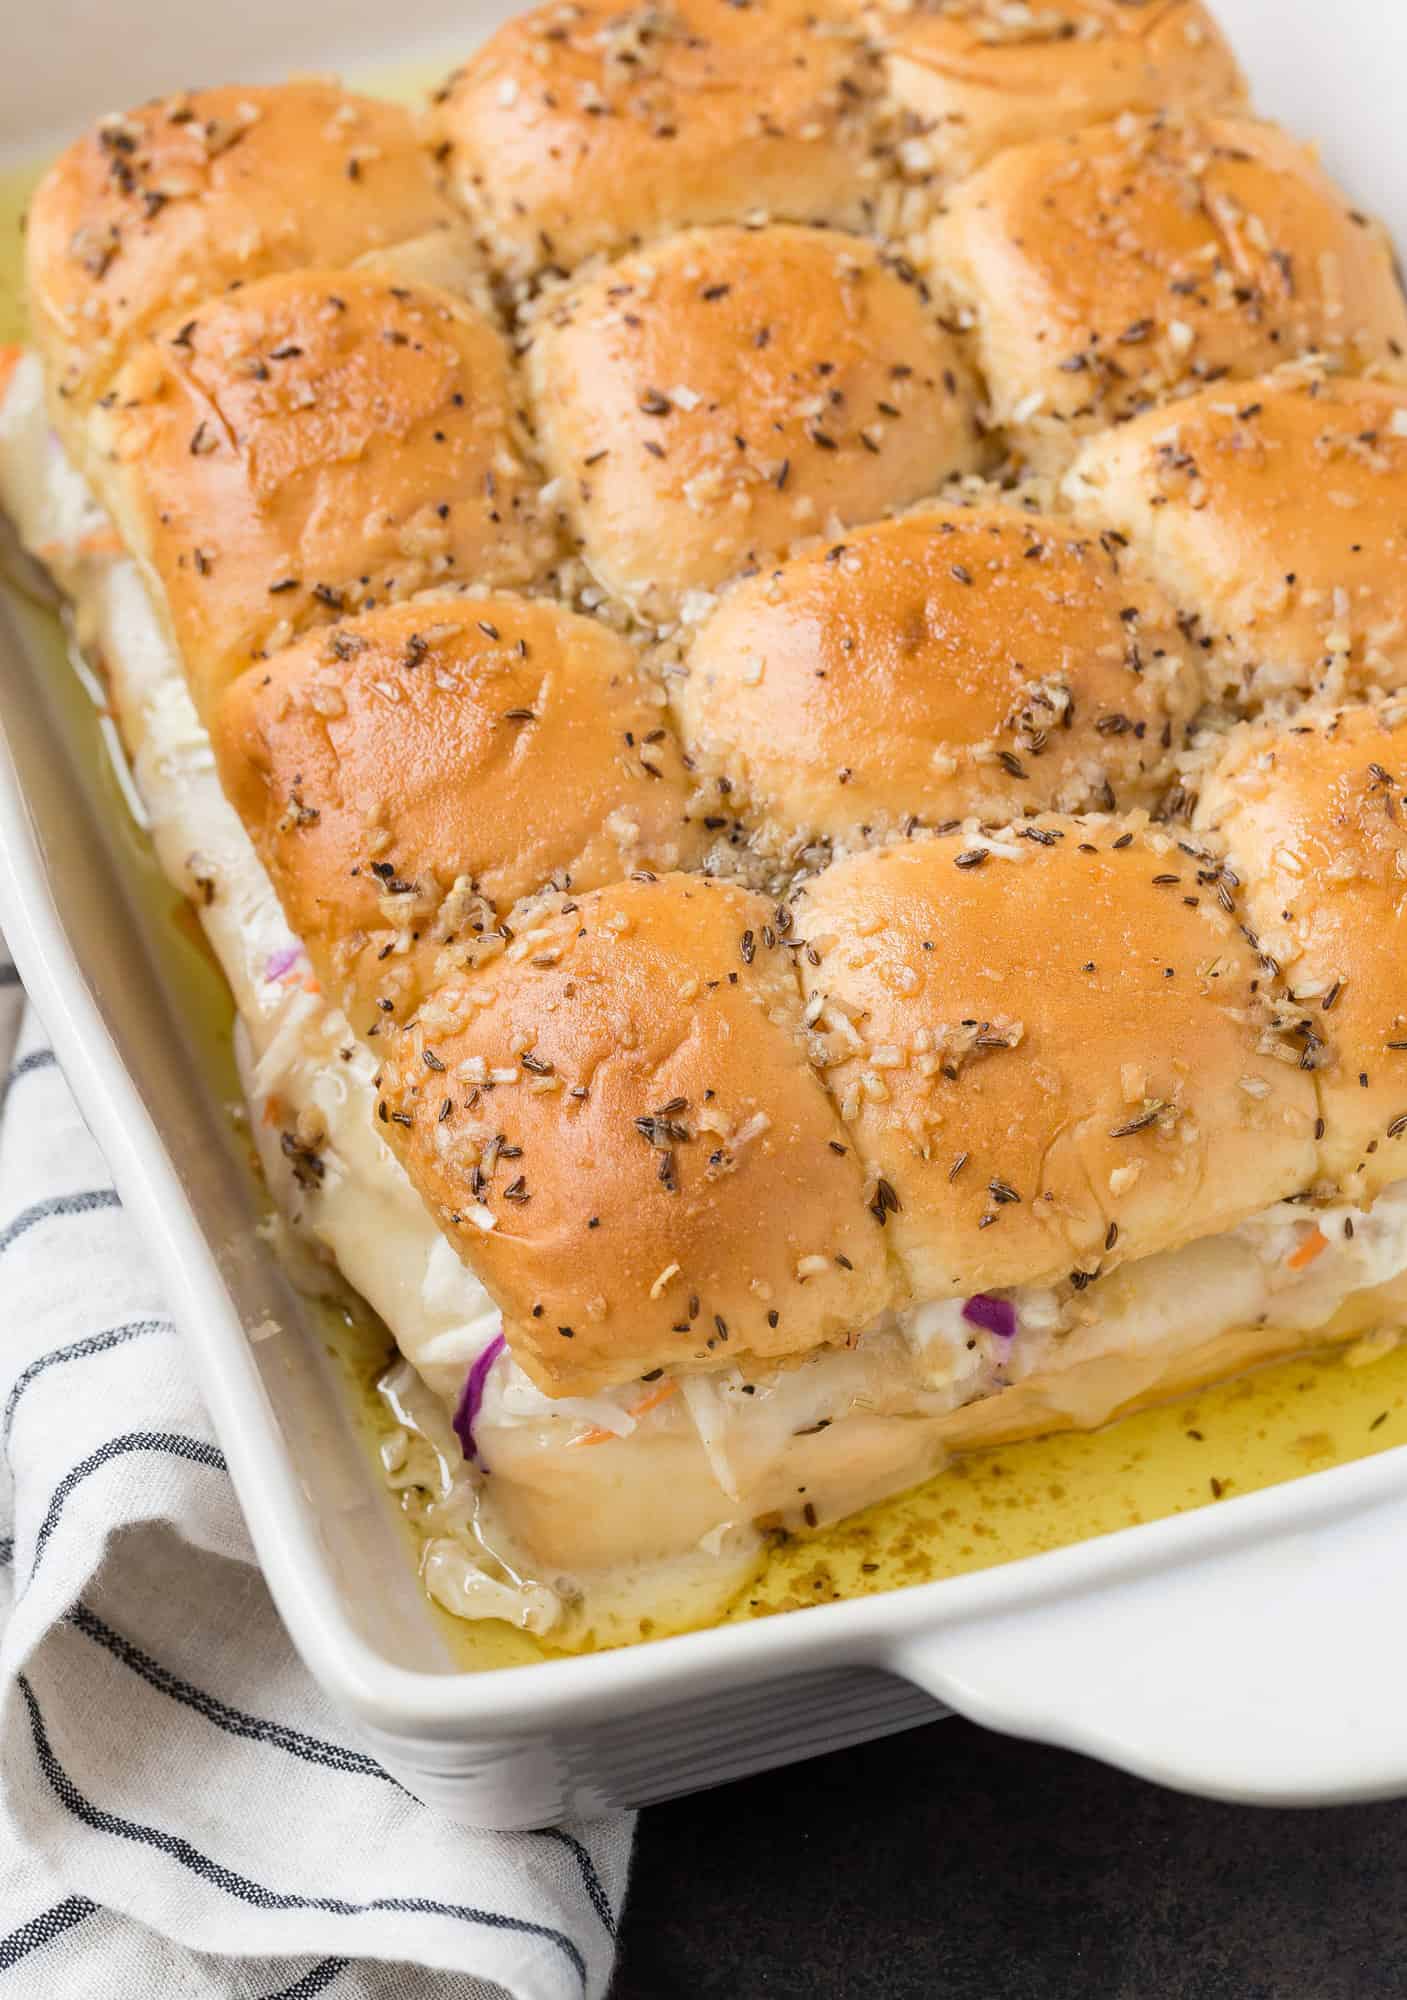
[0,953,633,1999]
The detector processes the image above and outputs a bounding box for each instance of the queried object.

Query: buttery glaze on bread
[377,873,898,1395]
[527,223,984,618]
[672,505,1206,852]
[932,112,1407,471]
[95,270,553,716]
[17,0,1407,1429]
[376,815,1326,1396]
[25,84,463,452]
[214,599,705,1034]
[1067,374,1407,702]
[1196,702,1407,1203]
[790,827,1318,1303]
[428,0,885,278]
[874,0,1245,179]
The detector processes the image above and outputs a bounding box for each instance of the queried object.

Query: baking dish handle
[890,1475,1407,1804]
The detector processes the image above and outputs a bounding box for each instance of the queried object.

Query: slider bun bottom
[478,1282,1406,1577]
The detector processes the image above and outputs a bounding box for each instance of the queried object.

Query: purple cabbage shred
[453,1330,507,1462]
[265,945,301,982]
[961,1293,1018,1342]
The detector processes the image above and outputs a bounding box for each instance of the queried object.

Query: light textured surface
[0,949,632,1999]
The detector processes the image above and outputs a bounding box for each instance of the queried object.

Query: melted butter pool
[724,1338,1407,1626]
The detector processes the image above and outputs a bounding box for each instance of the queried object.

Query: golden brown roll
[1195,702,1407,1202]
[1067,373,1407,704]
[24,83,463,448]
[792,825,1318,1302]
[214,598,705,1034]
[527,224,984,620]
[350,223,498,317]
[672,504,1206,851]
[875,0,1245,180]
[376,872,897,1395]
[930,113,1407,473]
[428,0,884,279]
[95,269,554,717]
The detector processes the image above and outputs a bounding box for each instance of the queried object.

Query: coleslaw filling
[5,348,1407,1646]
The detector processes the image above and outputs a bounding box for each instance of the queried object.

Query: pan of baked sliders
[3,0,1407,1824]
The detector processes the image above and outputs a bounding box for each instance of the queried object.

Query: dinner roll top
[930,113,1407,473]
[24,83,463,448]
[214,599,705,1035]
[875,0,1245,180]
[1067,374,1407,704]
[791,825,1318,1304]
[94,269,555,717]
[376,873,899,1395]
[428,0,885,280]
[1195,702,1407,1202]
[672,505,1206,854]
[350,223,498,318]
[527,224,984,621]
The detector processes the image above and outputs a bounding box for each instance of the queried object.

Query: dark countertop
[610,1716,1407,1998]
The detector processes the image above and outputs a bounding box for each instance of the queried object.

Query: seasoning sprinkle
[1109,1101,1167,1138]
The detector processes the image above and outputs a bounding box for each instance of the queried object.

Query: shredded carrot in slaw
[628,1380,679,1418]
[0,344,22,402]
[567,1425,618,1449]
[83,531,125,558]
[568,1379,679,1448]
[1286,1227,1329,1271]
[36,529,125,563]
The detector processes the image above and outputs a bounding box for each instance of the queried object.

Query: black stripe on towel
[0,1895,98,1971]
[3,1317,172,1442]
[17,1676,589,1990]
[257,1957,350,2000]
[70,1603,620,1933]
[68,1603,394,1784]
[1,1046,58,1110]
[28,1432,228,1577]
[0,1189,122,1259]
[538,1829,617,1940]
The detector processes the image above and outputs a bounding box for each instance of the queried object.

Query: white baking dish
[5,0,1407,1828]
